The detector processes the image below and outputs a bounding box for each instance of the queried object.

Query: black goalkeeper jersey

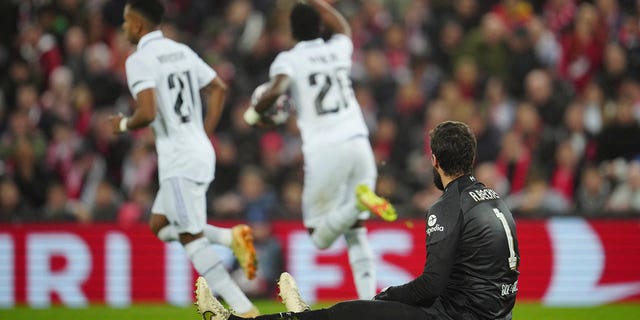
[384,175,520,320]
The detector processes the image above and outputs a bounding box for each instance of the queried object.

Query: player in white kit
[244,0,397,300]
[109,1,259,316]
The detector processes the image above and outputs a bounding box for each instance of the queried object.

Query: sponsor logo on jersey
[428,215,437,227]
[427,215,444,235]
[427,224,444,236]
[501,280,518,296]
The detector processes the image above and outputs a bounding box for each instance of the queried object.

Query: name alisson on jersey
[468,188,500,202]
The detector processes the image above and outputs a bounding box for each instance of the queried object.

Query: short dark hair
[290,3,321,41]
[429,121,476,176]
[127,0,164,25]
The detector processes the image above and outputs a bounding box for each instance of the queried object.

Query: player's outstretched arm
[308,0,351,38]
[202,76,228,137]
[110,88,156,133]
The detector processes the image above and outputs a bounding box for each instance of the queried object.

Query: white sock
[345,227,376,299]
[311,204,361,249]
[157,225,232,247]
[184,238,253,313]
[157,225,178,241]
[203,225,232,247]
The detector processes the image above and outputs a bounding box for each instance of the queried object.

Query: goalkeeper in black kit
[196,120,521,320]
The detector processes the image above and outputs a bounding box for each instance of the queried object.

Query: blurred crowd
[1,0,640,229]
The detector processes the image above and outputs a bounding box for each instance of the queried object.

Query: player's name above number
[309,53,339,64]
[157,51,186,63]
[468,188,500,202]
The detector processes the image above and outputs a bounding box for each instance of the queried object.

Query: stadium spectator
[595,0,623,42]
[557,3,605,93]
[91,180,121,222]
[46,120,80,180]
[120,139,156,196]
[237,166,277,223]
[575,165,610,216]
[272,179,304,220]
[597,42,632,100]
[506,168,571,215]
[212,134,241,195]
[117,185,153,226]
[524,69,572,128]
[505,25,541,98]
[42,182,89,223]
[495,130,532,194]
[482,77,516,133]
[0,177,37,223]
[430,19,465,73]
[543,0,577,36]
[606,161,640,213]
[12,137,51,209]
[456,13,509,80]
[597,100,640,162]
[362,49,396,114]
[526,16,561,68]
[549,140,580,202]
[474,161,510,196]
[581,81,605,135]
[468,110,501,164]
[558,100,598,163]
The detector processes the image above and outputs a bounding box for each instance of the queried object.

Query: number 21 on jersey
[308,67,352,116]
[167,71,194,123]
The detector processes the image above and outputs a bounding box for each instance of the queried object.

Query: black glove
[374,286,394,301]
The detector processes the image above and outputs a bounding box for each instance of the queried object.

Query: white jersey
[269,34,368,152]
[125,31,215,183]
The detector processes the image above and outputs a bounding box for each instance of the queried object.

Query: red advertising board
[1,218,640,307]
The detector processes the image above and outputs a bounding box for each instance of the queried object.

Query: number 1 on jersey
[493,208,518,270]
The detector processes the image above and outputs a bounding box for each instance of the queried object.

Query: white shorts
[302,137,377,228]
[151,177,210,234]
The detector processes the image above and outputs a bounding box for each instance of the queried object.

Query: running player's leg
[303,143,356,249]
[344,226,376,299]
[158,177,258,316]
[152,209,232,246]
[342,138,377,299]
[151,185,256,280]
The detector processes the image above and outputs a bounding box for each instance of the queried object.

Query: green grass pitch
[1,301,639,319]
